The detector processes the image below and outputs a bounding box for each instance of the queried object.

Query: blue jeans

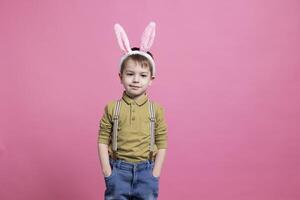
[104,158,159,200]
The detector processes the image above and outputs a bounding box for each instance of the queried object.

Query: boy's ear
[148,76,155,86]
[119,72,122,82]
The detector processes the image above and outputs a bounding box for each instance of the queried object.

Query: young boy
[98,22,168,200]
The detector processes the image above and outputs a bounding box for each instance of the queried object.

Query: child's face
[119,58,154,99]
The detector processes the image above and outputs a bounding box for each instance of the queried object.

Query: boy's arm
[98,104,113,177]
[98,143,112,177]
[152,103,168,177]
[153,149,167,177]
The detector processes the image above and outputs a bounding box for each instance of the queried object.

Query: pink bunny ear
[114,24,131,54]
[140,21,156,52]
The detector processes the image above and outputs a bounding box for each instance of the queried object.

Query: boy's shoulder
[150,101,164,110]
[154,101,166,114]
[104,100,118,113]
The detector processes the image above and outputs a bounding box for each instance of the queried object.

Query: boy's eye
[126,73,133,76]
[141,74,147,77]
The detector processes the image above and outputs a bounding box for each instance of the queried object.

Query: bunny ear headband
[114,21,156,77]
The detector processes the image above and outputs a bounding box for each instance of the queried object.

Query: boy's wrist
[102,167,112,177]
[152,169,160,177]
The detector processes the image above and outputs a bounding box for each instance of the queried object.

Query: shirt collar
[122,91,148,106]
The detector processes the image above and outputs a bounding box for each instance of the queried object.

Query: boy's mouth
[130,85,140,89]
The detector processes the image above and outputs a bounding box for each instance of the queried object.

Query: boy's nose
[133,75,139,82]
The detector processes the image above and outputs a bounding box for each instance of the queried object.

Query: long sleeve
[155,104,168,149]
[98,104,113,145]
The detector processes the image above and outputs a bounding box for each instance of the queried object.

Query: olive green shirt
[98,91,168,163]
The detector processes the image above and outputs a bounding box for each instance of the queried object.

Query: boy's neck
[124,91,147,100]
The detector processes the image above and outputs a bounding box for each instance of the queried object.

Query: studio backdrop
[1,0,300,199]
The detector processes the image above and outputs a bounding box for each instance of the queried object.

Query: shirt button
[132,116,135,120]
[132,109,135,112]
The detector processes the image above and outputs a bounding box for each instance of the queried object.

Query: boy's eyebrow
[124,70,149,74]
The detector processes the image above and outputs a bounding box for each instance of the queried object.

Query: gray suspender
[149,101,156,160]
[112,100,121,152]
[111,99,156,160]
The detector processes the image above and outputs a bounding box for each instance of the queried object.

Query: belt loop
[116,159,121,168]
[133,164,137,172]
[146,160,151,169]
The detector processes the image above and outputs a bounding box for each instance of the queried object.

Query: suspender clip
[150,117,156,122]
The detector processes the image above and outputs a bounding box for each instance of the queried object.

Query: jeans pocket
[151,173,160,180]
[104,166,115,181]
[149,167,160,181]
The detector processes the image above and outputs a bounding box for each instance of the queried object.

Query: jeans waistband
[109,158,154,171]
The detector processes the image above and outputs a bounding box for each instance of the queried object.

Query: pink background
[1,0,300,199]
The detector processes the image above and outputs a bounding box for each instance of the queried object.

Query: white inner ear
[140,22,156,52]
[114,24,132,53]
